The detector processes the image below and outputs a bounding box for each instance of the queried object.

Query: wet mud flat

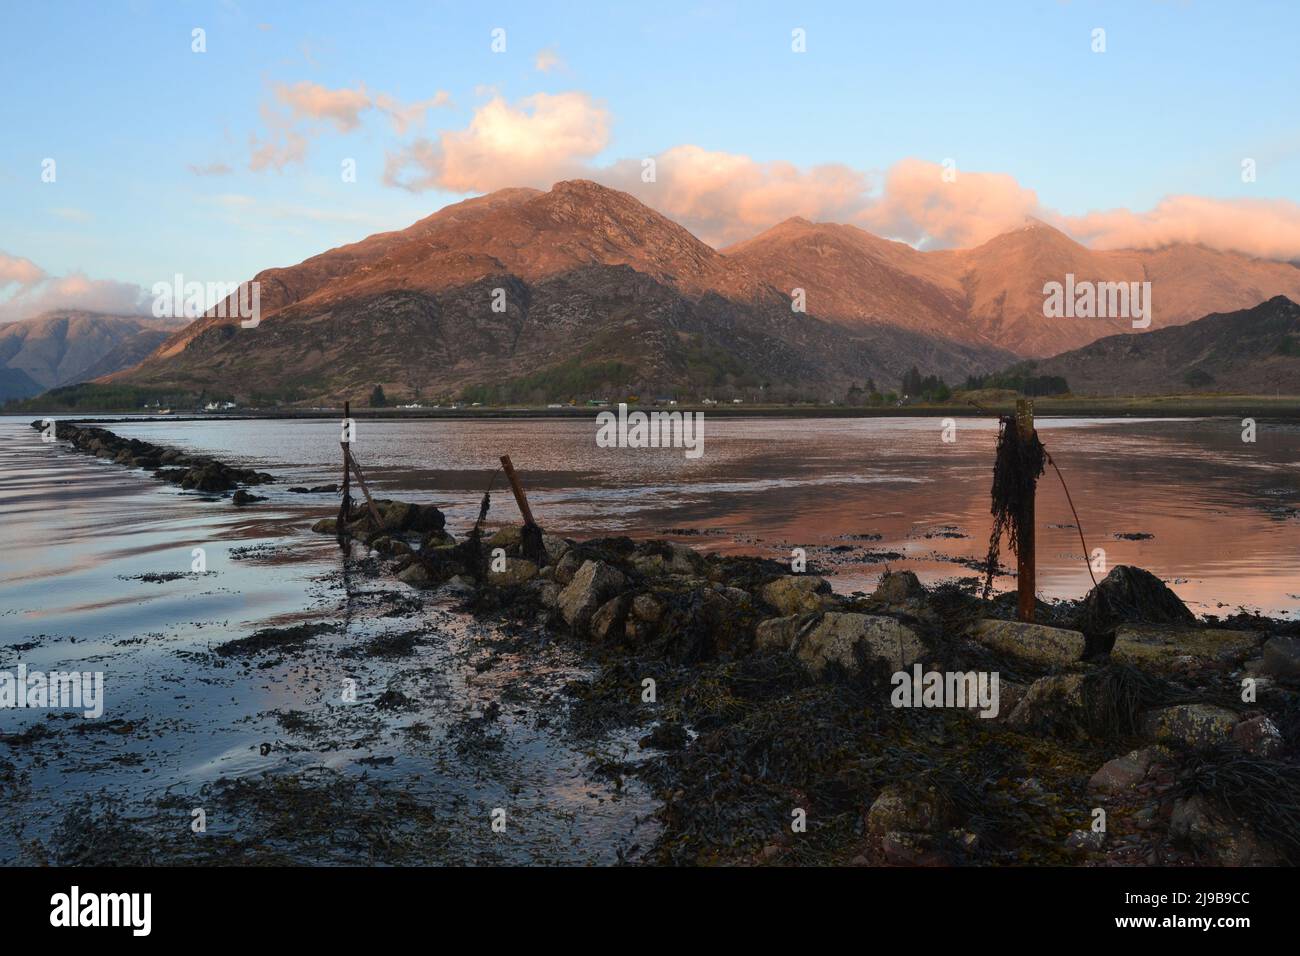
[1,553,661,865]
[11,419,1300,867]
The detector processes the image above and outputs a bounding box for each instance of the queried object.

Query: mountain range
[37,180,1300,404]
[0,311,188,401]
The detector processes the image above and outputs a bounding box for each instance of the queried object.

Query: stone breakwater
[317,497,1300,867]
[31,419,274,495]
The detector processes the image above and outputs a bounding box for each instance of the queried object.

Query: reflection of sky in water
[4,414,1299,621]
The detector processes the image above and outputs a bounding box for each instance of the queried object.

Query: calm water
[8,413,1293,616]
[1,412,1298,862]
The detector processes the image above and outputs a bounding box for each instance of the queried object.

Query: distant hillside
[1030,296,1300,396]
[0,311,189,400]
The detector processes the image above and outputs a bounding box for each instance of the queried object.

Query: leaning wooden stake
[337,401,352,535]
[498,455,536,526]
[1015,398,1036,623]
[336,400,383,535]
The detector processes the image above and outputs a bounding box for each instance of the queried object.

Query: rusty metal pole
[498,455,536,526]
[1015,398,1036,622]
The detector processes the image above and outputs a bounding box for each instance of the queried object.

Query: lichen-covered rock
[1139,703,1240,749]
[969,619,1083,666]
[754,614,804,653]
[554,549,585,586]
[486,525,522,550]
[557,560,627,634]
[761,575,834,616]
[797,612,926,676]
[487,558,538,588]
[1111,625,1260,668]
[311,518,337,534]
[631,593,664,623]
[867,784,955,834]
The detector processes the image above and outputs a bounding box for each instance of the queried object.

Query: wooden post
[1015,398,1036,623]
[337,401,351,533]
[499,455,536,527]
[347,447,385,530]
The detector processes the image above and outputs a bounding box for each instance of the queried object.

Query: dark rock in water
[1078,565,1195,638]
[309,484,338,493]
[288,486,310,494]
[232,489,267,505]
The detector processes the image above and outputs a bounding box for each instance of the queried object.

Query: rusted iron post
[1015,398,1036,622]
[498,455,536,526]
[337,401,352,534]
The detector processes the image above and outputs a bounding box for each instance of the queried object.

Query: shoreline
[19,417,1300,866]
[11,393,1300,421]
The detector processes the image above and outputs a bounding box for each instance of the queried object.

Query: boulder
[867,784,955,834]
[970,619,1084,666]
[397,562,434,589]
[311,518,338,534]
[872,569,925,604]
[754,614,806,654]
[542,533,570,564]
[1261,636,1300,682]
[1111,625,1260,668]
[487,558,538,588]
[589,595,631,642]
[1006,673,1089,740]
[408,503,446,533]
[1169,795,1282,866]
[631,594,664,623]
[1139,703,1240,749]
[761,575,834,616]
[1078,565,1194,636]
[756,611,925,676]
[1088,746,1165,794]
[486,525,522,550]
[1231,715,1283,756]
[554,549,585,586]
[557,560,627,634]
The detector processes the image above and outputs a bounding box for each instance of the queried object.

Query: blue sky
[2,0,1298,318]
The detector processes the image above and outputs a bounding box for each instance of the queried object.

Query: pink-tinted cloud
[607,145,871,247]
[1062,195,1300,261]
[0,255,149,323]
[384,92,610,193]
[534,47,566,73]
[857,158,1043,248]
[0,252,47,291]
[274,81,372,132]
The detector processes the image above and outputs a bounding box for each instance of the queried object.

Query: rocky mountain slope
[1029,296,1300,395]
[727,218,1300,357]
[0,311,188,399]
[110,181,1010,404]
[104,180,1300,405]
